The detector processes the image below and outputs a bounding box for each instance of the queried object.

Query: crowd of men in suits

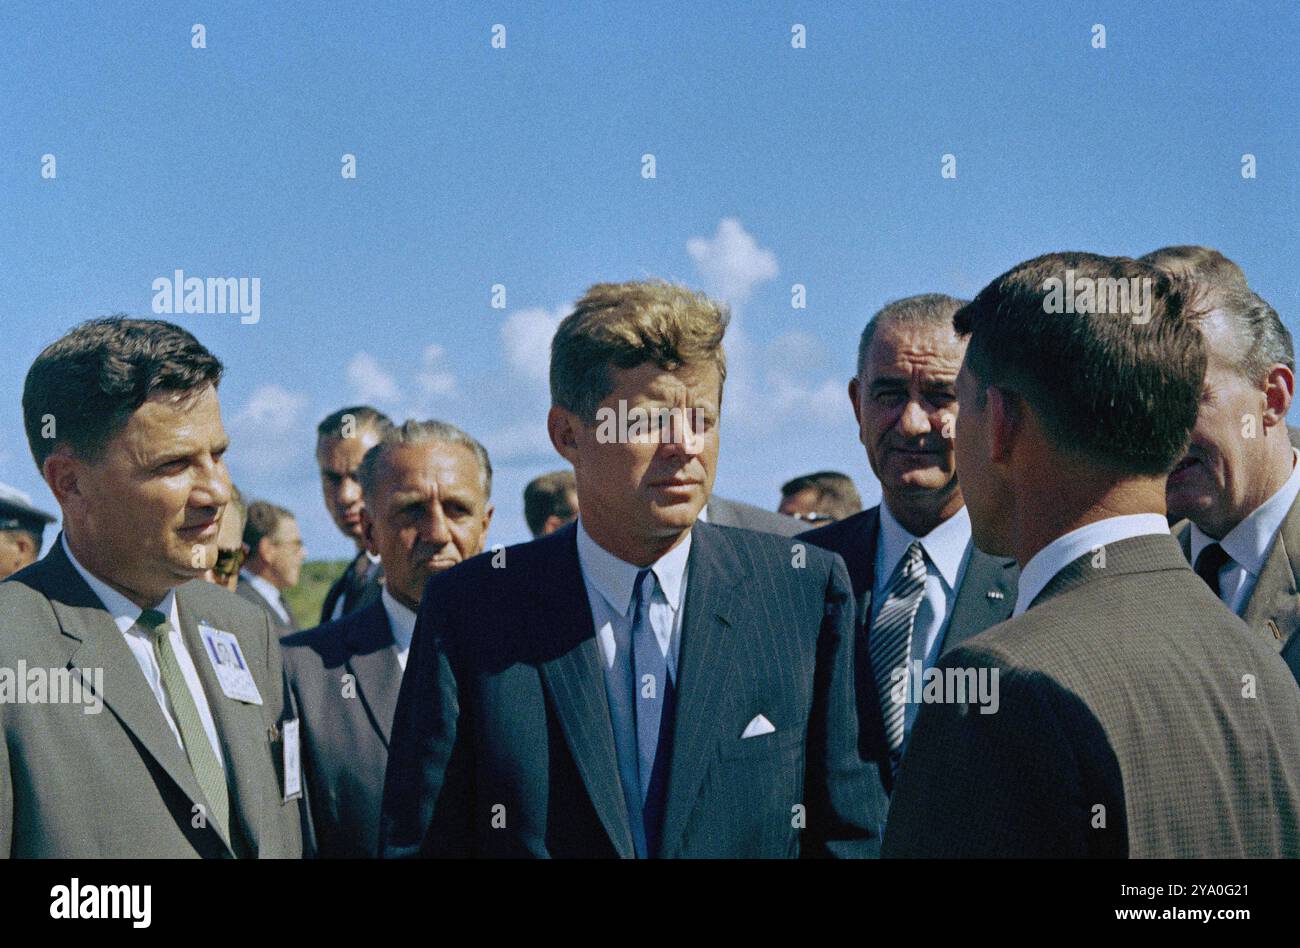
[2,244,1299,858]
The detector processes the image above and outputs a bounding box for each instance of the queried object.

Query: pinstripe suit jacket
[882,534,1300,857]
[799,506,1018,792]
[379,520,887,858]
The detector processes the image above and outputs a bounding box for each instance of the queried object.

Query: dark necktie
[342,553,370,613]
[1194,542,1232,599]
[631,568,672,858]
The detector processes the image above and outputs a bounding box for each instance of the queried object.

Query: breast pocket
[717,719,807,761]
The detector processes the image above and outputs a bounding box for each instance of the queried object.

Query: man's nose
[338,476,361,505]
[897,399,934,438]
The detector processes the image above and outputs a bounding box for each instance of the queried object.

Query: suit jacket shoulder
[707,495,804,537]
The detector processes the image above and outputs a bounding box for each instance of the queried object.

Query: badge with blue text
[198,622,263,705]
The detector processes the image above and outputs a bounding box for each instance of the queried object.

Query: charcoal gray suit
[883,533,1300,857]
[1173,494,1300,686]
[799,505,1018,792]
[379,520,887,858]
[705,494,803,537]
[283,600,401,858]
[0,537,303,857]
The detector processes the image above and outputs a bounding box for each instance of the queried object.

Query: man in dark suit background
[0,482,56,581]
[1,317,302,857]
[801,294,1016,794]
[1142,249,1300,684]
[237,500,303,633]
[316,406,393,623]
[883,253,1300,857]
[703,493,802,536]
[284,419,493,857]
[381,279,885,858]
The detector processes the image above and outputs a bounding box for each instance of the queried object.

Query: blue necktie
[631,568,672,857]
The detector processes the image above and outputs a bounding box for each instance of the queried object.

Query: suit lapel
[1241,493,1300,656]
[534,527,635,858]
[659,523,748,858]
[942,548,1017,655]
[35,540,229,853]
[175,589,262,855]
[342,602,403,747]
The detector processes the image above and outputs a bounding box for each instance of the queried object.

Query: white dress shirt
[1189,449,1300,616]
[874,502,973,739]
[241,570,291,625]
[62,534,224,765]
[381,587,417,672]
[576,517,690,856]
[1014,513,1172,617]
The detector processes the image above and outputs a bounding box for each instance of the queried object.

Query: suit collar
[1017,514,1171,616]
[1239,489,1300,653]
[575,517,691,617]
[342,600,403,746]
[532,523,636,858]
[28,539,239,855]
[1030,532,1191,611]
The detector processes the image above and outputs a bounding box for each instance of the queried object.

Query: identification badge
[282,719,302,802]
[198,623,264,705]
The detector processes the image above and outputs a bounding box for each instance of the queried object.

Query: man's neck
[244,562,282,591]
[63,531,168,610]
[581,516,690,568]
[1013,474,1167,568]
[1216,443,1296,540]
[882,485,965,538]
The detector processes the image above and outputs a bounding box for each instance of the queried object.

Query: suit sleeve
[802,554,889,858]
[379,575,473,858]
[881,649,1090,857]
[280,648,318,859]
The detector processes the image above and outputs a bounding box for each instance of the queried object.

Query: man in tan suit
[0,317,303,857]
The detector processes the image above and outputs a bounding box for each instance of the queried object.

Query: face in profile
[52,384,232,601]
[362,442,494,610]
[261,516,305,590]
[554,360,720,553]
[318,427,385,545]
[202,505,246,590]
[953,361,1010,557]
[1166,310,1284,536]
[850,324,964,506]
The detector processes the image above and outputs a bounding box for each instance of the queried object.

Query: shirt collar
[1189,449,1300,578]
[1014,513,1171,617]
[61,532,177,633]
[576,517,691,617]
[877,501,972,590]
[381,587,418,654]
[240,570,285,609]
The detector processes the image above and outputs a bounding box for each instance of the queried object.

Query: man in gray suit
[883,253,1300,857]
[237,501,303,633]
[1162,281,1300,683]
[1,317,303,857]
[284,419,494,857]
[801,294,1017,794]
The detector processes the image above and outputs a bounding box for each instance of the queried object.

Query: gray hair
[1199,283,1294,385]
[856,293,969,378]
[357,418,493,504]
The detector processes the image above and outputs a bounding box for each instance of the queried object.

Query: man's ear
[848,377,863,430]
[547,405,582,464]
[42,448,81,509]
[360,507,379,558]
[1262,364,1294,429]
[986,385,1022,465]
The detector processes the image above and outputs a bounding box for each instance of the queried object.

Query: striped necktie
[869,541,927,768]
[137,608,232,847]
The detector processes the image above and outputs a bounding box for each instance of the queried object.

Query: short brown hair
[550,280,729,423]
[243,501,294,555]
[780,471,862,520]
[316,405,394,443]
[857,293,968,378]
[524,470,577,536]
[954,252,1205,476]
[23,317,223,472]
[1138,245,1248,289]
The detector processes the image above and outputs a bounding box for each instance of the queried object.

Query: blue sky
[2,1,1296,559]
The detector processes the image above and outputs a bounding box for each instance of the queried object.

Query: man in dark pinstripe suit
[380,280,886,857]
[883,253,1300,857]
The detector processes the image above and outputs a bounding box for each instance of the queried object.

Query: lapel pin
[986,590,1005,600]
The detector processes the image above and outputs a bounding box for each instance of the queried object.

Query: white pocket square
[741,714,776,739]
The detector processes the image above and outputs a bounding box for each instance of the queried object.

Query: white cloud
[686,218,778,304]
[226,384,311,476]
[231,384,308,433]
[346,351,401,405]
[417,344,458,399]
[501,306,566,385]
